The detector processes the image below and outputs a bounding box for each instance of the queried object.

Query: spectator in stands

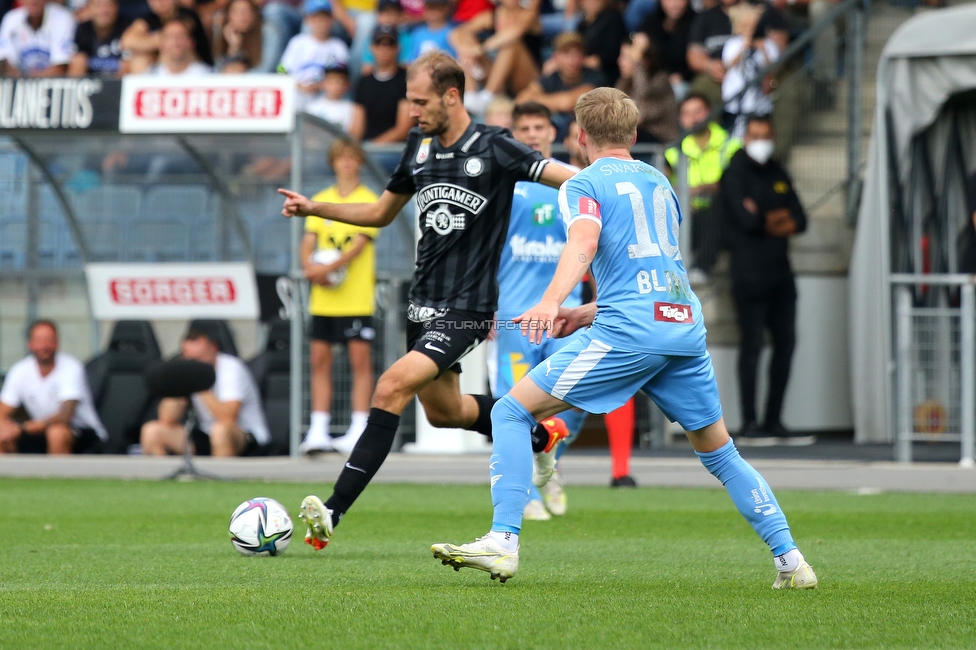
[257,0,301,73]
[562,118,585,168]
[120,0,212,73]
[664,92,739,281]
[638,0,697,101]
[330,0,378,82]
[147,17,212,74]
[0,0,76,77]
[686,0,787,108]
[353,24,411,142]
[68,0,130,78]
[141,328,270,457]
[483,94,513,128]
[278,0,350,110]
[449,0,541,115]
[360,0,411,76]
[213,0,262,72]
[720,114,810,447]
[516,32,602,136]
[576,0,625,85]
[616,33,679,144]
[722,2,778,137]
[774,0,838,106]
[299,140,378,455]
[403,0,455,63]
[306,64,365,137]
[0,320,107,455]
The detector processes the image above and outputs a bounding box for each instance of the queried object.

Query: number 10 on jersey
[616,182,682,295]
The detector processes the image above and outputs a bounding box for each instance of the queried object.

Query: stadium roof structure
[851,3,976,444]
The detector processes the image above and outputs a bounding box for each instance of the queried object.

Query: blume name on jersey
[0,78,102,129]
[509,234,564,263]
[416,183,487,215]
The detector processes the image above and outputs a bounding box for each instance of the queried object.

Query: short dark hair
[512,102,552,126]
[408,50,465,97]
[681,92,712,111]
[27,319,57,339]
[184,328,215,345]
[746,113,774,130]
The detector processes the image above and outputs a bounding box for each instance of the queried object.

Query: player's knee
[46,423,74,452]
[424,406,454,428]
[372,373,410,411]
[209,423,243,456]
[490,394,534,433]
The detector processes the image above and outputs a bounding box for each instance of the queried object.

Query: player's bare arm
[515,219,600,344]
[537,161,576,190]
[197,392,241,426]
[22,400,78,434]
[278,188,411,228]
[553,302,597,338]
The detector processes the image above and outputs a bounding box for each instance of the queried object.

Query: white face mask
[745,139,775,165]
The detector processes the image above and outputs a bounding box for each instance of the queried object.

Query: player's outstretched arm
[515,219,600,344]
[553,303,597,338]
[278,188,411,228]
[537,161,577,190]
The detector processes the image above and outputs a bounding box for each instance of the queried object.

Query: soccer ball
[309,248,347,286]
[228,497,293,556]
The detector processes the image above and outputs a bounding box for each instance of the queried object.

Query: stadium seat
[127,220,189,261]
[74,185,138,262]
[144,185,210,225]
[255,218,292,273]
[0,218,25,269]
[187,319,239,356]
[86,320,163,454]
[247,320,291,455]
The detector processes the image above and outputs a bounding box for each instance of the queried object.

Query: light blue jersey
[557,157,706,354]
[497,169,583,320]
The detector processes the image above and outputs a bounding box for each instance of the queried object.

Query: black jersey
[387,123,548,313]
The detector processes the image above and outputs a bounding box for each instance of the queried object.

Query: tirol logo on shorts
[578,197,601,220]
[654,302,694,323]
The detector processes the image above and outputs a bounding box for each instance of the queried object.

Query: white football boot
[540,471,567,516]
[523,498,552,521]
[298,495,334,551]
[431,535,519,583]
[772,561,819,589]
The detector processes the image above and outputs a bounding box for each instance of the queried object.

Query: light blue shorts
[527,329,723,431]
[488,325,581,397]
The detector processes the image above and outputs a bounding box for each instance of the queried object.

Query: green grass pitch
[1,478,975,649]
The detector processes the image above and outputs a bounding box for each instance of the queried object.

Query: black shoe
[735,421,778,447]
[610,475,637,488]
[766,422,817,447]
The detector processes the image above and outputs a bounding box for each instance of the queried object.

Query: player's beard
[419,100,450,137]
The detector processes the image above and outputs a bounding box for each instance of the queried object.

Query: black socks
[469,394,497,438]
[530,422,549,453]
[325,407,400,525]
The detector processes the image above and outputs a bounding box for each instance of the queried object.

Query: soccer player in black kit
[279,51,577,551]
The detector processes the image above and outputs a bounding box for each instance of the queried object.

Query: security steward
[720,114,812,447]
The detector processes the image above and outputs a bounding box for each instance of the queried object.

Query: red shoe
[533,417,570,486]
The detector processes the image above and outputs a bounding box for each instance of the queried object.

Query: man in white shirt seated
[0,0,77,77]
[140,327,270,457]
[146,17,211,76]
[0,320,108,454]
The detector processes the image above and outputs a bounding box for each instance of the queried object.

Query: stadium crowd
[0,0,839,144]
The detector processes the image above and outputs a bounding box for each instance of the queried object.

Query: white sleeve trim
[565,215,603,230]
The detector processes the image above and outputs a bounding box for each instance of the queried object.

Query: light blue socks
[696,439,797,556]
[488,395,536,534]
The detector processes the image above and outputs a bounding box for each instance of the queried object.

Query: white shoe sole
[431,543,518,583]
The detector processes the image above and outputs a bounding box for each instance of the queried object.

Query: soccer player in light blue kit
[433,88,818,589]
[489,102,588,520]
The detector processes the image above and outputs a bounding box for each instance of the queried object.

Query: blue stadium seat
[0,218,25,269]
[127,220,190,261]
[74,185,140,262]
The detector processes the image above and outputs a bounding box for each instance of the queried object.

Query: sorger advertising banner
[119,74,295,134]
[85,262,260,320]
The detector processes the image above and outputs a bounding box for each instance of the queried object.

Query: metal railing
[891,274,976,467]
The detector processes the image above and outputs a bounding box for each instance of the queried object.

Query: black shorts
[16,426,103,454]
[406,303,492,375]
[310,316,376,344]
[189,427,262,456]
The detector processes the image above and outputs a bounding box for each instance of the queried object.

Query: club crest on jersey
[578,197,601,219]
[416,138,432,164]
[425,204,466,235]
[464,157,484,177]
[416,183,487,215]
[654,302,694,324]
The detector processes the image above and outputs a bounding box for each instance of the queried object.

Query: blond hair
[574,87,638,149]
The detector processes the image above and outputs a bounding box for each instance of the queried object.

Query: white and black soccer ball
[309,248,347,286]
[228,497,293,556]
